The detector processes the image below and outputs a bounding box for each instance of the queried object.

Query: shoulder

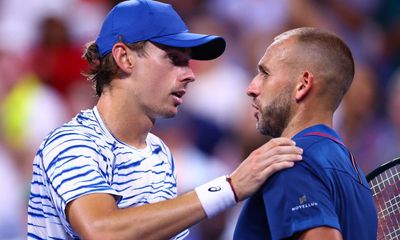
[294,134,338,153]
[293,135,347,168]
[41,111,98,148]
[263,134,346,186]
[262,133,352,193]
[37,109,107,166]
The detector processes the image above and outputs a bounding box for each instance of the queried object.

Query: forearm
[110,192,205,240]
[68,192,206,240]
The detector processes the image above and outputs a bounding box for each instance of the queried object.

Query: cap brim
[150,32,225,60]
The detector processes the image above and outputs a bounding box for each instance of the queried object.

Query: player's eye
[258,66,269,79]
[168,54,189,67]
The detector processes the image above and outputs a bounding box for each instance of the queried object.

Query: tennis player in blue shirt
[234,27,377,240]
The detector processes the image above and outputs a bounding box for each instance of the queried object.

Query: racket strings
[369,165,400,240]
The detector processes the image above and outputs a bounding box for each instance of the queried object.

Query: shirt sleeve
[41,132,121,231]
[261,160,341,239]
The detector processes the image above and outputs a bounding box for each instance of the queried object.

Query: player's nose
[247,77,260,98]
[181,66,195,83]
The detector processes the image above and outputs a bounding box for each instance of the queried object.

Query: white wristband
[195,176,236,218]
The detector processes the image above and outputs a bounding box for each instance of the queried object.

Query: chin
[163,113,177,119]
[160,108,179,119]
[257,120,282,138]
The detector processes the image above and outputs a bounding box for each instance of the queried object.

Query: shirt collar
[292,124,343,144]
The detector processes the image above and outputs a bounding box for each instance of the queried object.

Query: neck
[96,89,153,149]
[281,107,333,139]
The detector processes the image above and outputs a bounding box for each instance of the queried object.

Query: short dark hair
[82,40,148,96]
[276,27,355,110]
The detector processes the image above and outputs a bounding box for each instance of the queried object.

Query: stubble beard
[256,92,292,138]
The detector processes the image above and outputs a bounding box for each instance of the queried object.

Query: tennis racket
[367,157,400,240]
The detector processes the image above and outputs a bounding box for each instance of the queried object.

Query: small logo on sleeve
[291,194,318,211]
[299,195,307,204]
[208,186,221,192]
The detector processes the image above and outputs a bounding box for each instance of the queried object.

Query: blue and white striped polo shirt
[28,107,188,239]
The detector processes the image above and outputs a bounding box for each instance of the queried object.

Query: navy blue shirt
[234,125,377,240]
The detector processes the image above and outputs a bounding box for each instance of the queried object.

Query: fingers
[262,146,303,162]
[251,139,303,164]
[255,137,299,154]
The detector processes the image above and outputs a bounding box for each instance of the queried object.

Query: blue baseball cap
[95,0,226,60]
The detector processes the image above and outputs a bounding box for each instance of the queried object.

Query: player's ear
[295,71,313,102]
[112,42,135,74]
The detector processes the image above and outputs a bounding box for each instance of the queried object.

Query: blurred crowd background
[0,0,399,239]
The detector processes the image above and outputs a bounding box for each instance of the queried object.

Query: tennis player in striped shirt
[27,1,303,239]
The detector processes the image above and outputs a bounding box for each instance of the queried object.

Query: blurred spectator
[372,68,400,166]
[334,64,385,173]
[1,73,69,181]
[30,16,88,97]
[30,15,97,116]
[373,0,400,86]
